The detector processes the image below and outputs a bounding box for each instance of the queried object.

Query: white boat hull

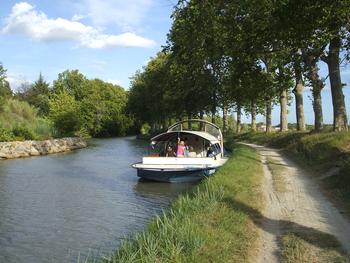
[132,157,227,183]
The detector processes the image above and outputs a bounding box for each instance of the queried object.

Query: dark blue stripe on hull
[137,169,216,183]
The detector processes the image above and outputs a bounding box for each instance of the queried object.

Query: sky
[0,0,349,125]
[0,0,175,88]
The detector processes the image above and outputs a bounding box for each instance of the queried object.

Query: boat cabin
[148,119,224,158]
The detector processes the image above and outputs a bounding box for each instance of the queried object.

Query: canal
[0,137,195,262]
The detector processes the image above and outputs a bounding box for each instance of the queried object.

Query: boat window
[149,141,167,156]
[213,143,222,155]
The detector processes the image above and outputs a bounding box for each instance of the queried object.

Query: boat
[132,119,228,183]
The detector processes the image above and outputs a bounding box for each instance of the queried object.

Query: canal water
[0,137,195,262]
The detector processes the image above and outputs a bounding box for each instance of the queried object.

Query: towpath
[241,143,350,263]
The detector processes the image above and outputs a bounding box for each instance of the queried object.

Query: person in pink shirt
[177,140,185,157]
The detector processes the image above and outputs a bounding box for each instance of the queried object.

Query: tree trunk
[266,98,272,133]
[280,90,288,132]
[293,60,306,131]
[162,119,167,130]
[211,91,216,124]
[222,106,229,134]
[199,111,204,130]
[326,36,348,131]
[188,112,193,129]
[236,104,242,133]
[251,99,257,132]
[305,55,324,131]
[313,88,323,131]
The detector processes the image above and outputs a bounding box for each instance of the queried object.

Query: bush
[48,90,83,137]
[140,123,151,135]
[12,125,36,140]
[0,125,14,142]
[33,118,55,140]
[0,99,54,140]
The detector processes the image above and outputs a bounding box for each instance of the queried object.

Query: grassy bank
[0,99,55,141]
[234,131,350,214]
[104,144,264,263]
[281,229,349,263]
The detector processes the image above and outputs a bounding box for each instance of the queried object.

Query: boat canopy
[151,131,220,144]
[167,119,222,140]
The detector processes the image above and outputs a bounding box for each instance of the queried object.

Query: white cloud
[72,14,85,22]
[2,2,156,49]
[81,32,155,49]
[81,0,154,30]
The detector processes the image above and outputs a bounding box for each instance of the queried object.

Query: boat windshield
[148,133,215,158]
[167,120,221,140]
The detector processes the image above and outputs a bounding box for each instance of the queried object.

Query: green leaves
[49,70,132,137]
[48,89,83,137]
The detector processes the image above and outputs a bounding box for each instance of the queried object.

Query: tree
[53,70,87,100]
[16,73,50,115]
[0,62,12,99]
[48,90,83,136]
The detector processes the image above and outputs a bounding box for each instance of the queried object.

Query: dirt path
[242,143,350,263]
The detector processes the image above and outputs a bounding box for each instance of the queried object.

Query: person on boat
[206,144,215,157]
[166,146,176,157]
[183,137,190,157]
[177,139,185,157]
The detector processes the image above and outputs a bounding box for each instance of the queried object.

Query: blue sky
[0,0,349,125]
[0,0,174,88]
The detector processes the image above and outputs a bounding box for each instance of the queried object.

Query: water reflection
[134,179,196,199]
[0,137,194,263]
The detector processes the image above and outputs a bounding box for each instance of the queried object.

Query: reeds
[0,99,55,141]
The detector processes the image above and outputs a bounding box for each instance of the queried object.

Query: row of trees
[129,0,350,133]
[0,62,133,138]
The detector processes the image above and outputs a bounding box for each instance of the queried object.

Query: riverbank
[0,137,87,159]
[105,143,264,262]
[233,131,350,215]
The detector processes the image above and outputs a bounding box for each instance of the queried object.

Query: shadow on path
[223,197,349,257]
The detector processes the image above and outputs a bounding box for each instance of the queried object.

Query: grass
[281,229,350,263]
[0,98,56,141]
[233,131,350,214]
[266,157,288,192]
[103,144,264,263]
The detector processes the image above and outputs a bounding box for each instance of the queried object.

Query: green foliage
[49,71,133,137]
[12,125,36,140]
[16,73,50,115]
[33,118,56,139]
[106,144,264,263]
[127,0,349,132]
[1,99,38,128]
[48,90,83,137]
[140,123,151,135]
[53,69,87,99]
[0,62,12,99]
[0,125,14,142]
[0,99,53,141]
